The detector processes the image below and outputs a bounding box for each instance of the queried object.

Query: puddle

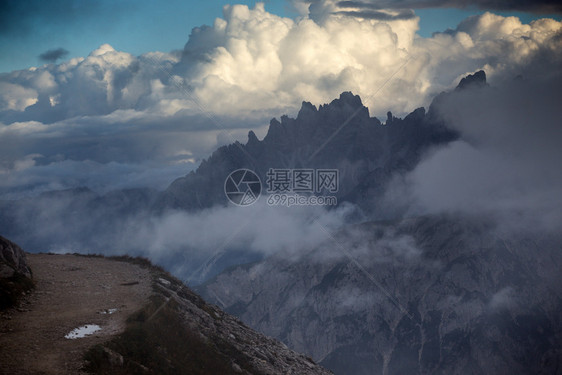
[64,324,101,339]
[99,308,118,315]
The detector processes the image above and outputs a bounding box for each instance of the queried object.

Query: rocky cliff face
[198,215,562,375]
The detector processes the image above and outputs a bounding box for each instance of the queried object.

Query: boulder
[0,235,32,278]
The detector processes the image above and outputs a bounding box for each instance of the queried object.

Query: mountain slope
[198,215,562,375]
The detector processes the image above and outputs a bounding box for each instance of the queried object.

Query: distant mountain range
[197,215,562,374]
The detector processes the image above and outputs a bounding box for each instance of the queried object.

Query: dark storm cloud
[38,48,69,63]
[333,8,416,20]
[336,0,562,13]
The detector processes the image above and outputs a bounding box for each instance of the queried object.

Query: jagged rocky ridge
[159,89,456,211]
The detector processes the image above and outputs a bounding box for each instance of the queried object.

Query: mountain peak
[386,111,393,124]
[300,101,317,112]
[456,70,487,90]
[297,101,318,122]
[334,91,363,109]
[247,130,259,144]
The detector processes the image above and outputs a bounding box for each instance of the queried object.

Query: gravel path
[0,254,152,375]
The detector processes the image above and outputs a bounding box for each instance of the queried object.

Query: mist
[400,60,562,233]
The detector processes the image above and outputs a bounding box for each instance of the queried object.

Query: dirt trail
[0,254,152,375]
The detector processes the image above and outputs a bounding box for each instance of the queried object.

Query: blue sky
[0,1,291,73]
[1,0,560,74]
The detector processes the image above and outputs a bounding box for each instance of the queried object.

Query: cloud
[7,193,357,284]
[333,8,416,20]
[6,186,423,285]
[0,82,37,111]
[0,115,258,197]
[326,2,418,21]
[0,156,195,199]
[38,48,69,63]
[3,7,560,121]
[136,201,354,260]
[0,4,561,197]
[177,5,561,118]
[402,52,562,232]
[488,287,516,310]
[335,0,562,14]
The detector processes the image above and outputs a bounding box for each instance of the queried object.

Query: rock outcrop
[0,235,31,278]
[0,236,33,309]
